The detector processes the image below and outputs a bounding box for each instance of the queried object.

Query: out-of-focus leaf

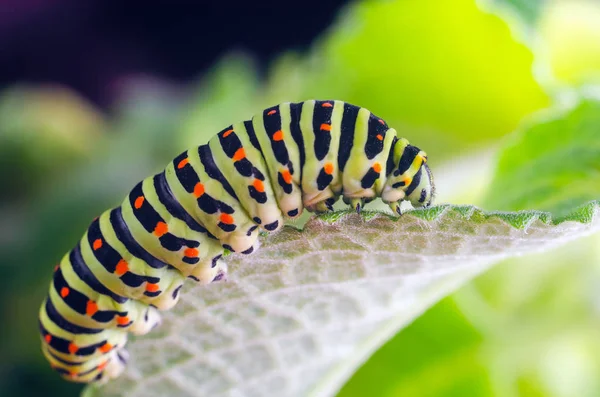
[0,85,106,200]
[338,298,492,397]
[539,1,600,86]
[178,54,262,148]
[480,0,600,89]
[273,0,549,160]
[478,0,547,27]
[483,94,600,216]
[86,202,600,397]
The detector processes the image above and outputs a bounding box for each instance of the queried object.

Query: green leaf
[483,95,600,217]
[478,0,547,27]
[480,0,600,89]
[0,85,107,201]
[262,0,550,161]
[85,202,600,397]
[338,298,492,397]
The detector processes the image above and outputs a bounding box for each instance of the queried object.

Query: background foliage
[1,0,599,396]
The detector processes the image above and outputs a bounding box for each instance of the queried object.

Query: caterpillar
[39,100,435,383]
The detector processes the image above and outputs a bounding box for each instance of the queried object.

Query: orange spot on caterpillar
[376,134,383,141]
[115,259,128,275]
[253,179,265,193]
[97,360,109,371]
[60,287,70,298]
[184,247,199,257]
[134,196,145,209]
[378,119,385,125]
[322,102,333,107]
[68,343,79,354]
[233,148,246,161]
[193,182,205,197]
[44,334,52,343]
[53,264,59,272]
[267,109,277,116]
[324,162,334,175]
[86,300,98,316]
[320,123,332,132]
[116,316,129,326]
[223,129,234,138]
[220,213,234,225]
[154,222,168,237]
[373,162,382,173]
[272,130,284,141]
[146,283,159,293]
[404,177,412,185]
[177,158,189,169]
[281,169,292,184]
[92,239,102,250]
[69,370,77,378]
[98,343,112,353]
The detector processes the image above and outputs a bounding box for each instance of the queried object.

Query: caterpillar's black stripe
[40,100,435,384]
[386,137,398,176]
[53,269,126,322]
[198,145,238,201]
[40,321,108,356]
[242,120,271,206]
[263,105,291,167]
[313,100,334,161]
[317,168,334,190]
[109,208,170,270]
[45,347,86,366]
[395,145,420,176]
[45,299,102,335]
[338,103,360,172]
[219,127,256,177]
[289,102,305,183]
[244,120,262,152]
[277,172,293,194]
[182,256,199,265]
[88,219,147,288]
[361,168,380,189]
[405,166,423,197]
[129,182,200,252]
[365,114,387,159]
[173,151,200,193]
[70,244,128,304]
[153,172,214,237]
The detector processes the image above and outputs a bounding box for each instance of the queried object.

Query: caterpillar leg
[304,189,341,214]
[187,253,229,285]
[388,201,403,215]
[143,269,186,311]
[342,197,365,213]
[128,306,161,335]
[100,348,128,381]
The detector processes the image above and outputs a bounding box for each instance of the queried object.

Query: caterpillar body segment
[39,100,435,383]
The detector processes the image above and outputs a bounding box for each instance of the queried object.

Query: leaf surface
[87,203,600,397]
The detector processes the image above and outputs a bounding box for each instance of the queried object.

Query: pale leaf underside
[88,202,600,397]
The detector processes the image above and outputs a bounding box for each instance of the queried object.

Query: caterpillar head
[382,137,435,214]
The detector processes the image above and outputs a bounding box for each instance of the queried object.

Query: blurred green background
[1,0,600,396]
